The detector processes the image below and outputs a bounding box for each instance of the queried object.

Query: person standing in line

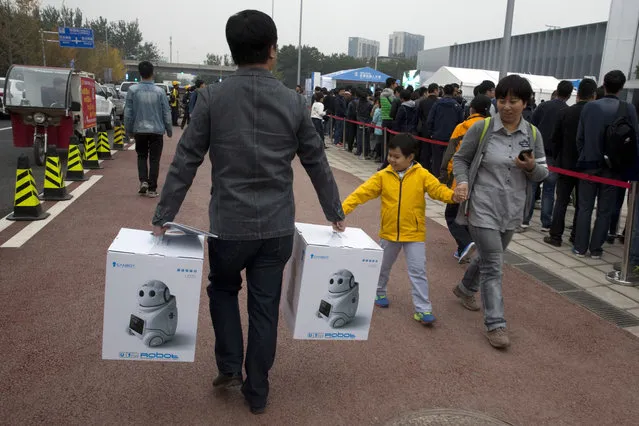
[124,61,172,198]
[543,78,598,247]
[425,84,464,175]
[151,10,345,415]
[452,75,548,349]
[311,91,327,146]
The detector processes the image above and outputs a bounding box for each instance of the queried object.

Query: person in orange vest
[439,95,492,264]
[170,81,180,125]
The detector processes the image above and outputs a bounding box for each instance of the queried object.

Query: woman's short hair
[495,75,533,104]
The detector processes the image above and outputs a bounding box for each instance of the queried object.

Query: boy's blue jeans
[377,240,431,312]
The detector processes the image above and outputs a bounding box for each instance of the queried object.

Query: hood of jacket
[381,88,394,98]
[438,96,460,108]
[401,100,416,108]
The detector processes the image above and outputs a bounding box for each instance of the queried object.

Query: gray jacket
[152,67,345,240]
[453,116,549,227]
[124,81,172,136]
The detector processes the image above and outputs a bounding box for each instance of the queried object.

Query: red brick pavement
[1,129,638,425]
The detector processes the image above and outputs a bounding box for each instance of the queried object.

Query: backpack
[603,101,638,173]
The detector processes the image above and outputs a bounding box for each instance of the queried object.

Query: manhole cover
[384,408,512,426]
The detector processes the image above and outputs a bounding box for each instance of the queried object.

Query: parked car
[95,82,115,130]
[118,81,137,101]
[105,85,124,120]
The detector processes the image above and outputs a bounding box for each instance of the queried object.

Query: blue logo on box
[310,254,329,260]
[112,261,135,269]
[177,268,198,273]
[362,258,379,263]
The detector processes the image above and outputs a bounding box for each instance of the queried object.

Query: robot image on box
[317,270,359,328]
[127,280,178,347]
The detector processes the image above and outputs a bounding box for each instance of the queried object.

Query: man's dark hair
[394,86,403,95]
[314,86,321,92]
[596,85,605,100]
[451,83,460,89]
[495,75,533,104]
[427,83,439,93]
[385,77,396,88]
[406,85,414,93]
[226,10,278,66]
[481,80,495,90]
[470,95,492,117]
[400,89,411,101]
[603,70,627,94]
[138,61,154,79]
[473,85,480,96]
[443,84,455,96]
[388,133,417,158]
[557,80,574,99]
[577,78,597,100]
[195,79,204,88]
[418,86,427,96]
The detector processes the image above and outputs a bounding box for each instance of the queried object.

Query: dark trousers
[549,175,579,243]
[134,134,163,191]
[355,126,371,156]
[180,111,190,129]
[345,122,357,151]
[419,141,432,170]
[171,106,179,125]
[445,203,472,253]
[378,120,394,168]
[207,236,294,408]
[574,169,621,255]
[333,119,344,144]
[312,118,324,145]
[430,144,447,177]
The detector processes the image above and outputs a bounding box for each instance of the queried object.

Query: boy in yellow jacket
[342,134,465,325]
[439,95,492,264]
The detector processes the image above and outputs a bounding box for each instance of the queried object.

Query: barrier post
[329,116,334,141]
[383,127,388,160]
[342,118,346,146]
[607,181,639,286]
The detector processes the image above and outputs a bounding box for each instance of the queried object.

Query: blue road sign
[58,27,94,49]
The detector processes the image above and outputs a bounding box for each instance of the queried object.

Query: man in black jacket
[425,84,463,175]
[544,78,597,247]
[417,83,439,169]
[151,10,345,415]
[523,80,572,230]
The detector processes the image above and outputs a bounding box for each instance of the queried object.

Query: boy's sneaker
[458,242,476,264]
[374,295,389,308]
[413,312,435,325]
[452,286,480,311]
[138,181,149,195]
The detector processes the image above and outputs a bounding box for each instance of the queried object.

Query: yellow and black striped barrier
[97,131,113,160]
[7,154,50,221]
[41,145,72,201]
[83,132,102,169]
[113,122,125,151]
[66,136,87,181]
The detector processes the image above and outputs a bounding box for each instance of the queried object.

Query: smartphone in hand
[518,149,533,161]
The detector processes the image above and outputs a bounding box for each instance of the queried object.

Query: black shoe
[606,234,616,244]
[213,373,242,389]
[543,236,562,247]
[250,405,266,415]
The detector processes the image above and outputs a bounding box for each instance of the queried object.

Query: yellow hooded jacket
[342,163,455,242]
[440,113,486,190]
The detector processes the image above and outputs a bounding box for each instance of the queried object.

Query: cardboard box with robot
[102,227,207,362]
[282,223,383,341]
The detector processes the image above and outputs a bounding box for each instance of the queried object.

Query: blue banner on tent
[323,67,391,83]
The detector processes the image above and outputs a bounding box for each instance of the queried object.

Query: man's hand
[515,151,535,172]
[152,225,169,237]
[332,220,346,233]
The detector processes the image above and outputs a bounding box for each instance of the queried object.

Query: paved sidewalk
[324,143,639,338]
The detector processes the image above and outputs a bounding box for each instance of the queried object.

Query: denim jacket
[124,81,172,136]
[152,67,345,240]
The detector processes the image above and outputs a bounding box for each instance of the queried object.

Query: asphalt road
[0,118,45,217]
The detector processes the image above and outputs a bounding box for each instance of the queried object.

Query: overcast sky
[43,0,612,64]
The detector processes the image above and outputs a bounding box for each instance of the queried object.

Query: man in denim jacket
[151,10,345,415]
[124,61,172,197]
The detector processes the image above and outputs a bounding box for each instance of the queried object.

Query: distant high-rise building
[348,37,380,59]
[388,32,425,59]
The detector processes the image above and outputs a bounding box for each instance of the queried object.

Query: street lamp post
[297,0,303,86]
[499,0,515,80]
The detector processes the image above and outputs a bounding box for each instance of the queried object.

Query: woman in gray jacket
[452,75,549,349]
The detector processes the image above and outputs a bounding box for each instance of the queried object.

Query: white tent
[423,66,575,105]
